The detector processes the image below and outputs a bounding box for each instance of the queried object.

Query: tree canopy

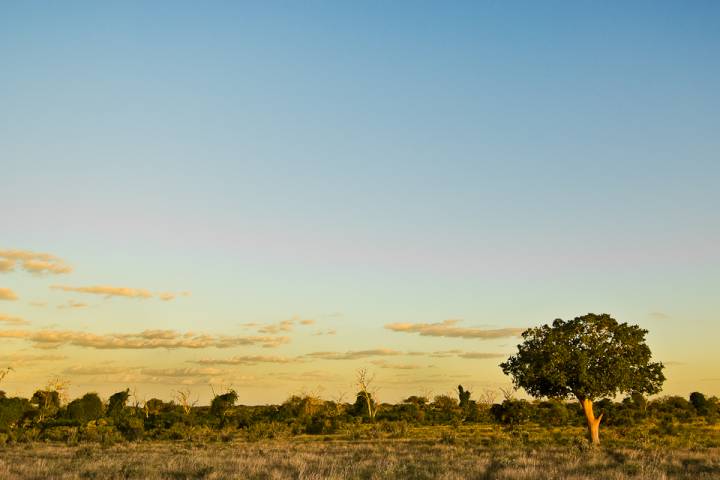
[501,313,665,402]
[501,313,665,445]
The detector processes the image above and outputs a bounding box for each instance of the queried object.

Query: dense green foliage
[0,383,717,444]
[501,313,665,402]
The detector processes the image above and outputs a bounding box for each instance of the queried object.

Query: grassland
[1,425,719,479]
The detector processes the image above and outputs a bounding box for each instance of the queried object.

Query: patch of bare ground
[0,440,718,479]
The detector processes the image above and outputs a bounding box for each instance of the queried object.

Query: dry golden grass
[0,439,719,479]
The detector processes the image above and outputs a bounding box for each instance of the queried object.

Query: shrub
[66,393,103,424]
[0,397,32,432]
[210,390,238,424]
[107,389,130,418]
[244,421,289,441]
[117,416,144,441]
[491,399,532,425]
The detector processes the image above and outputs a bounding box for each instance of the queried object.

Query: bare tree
[477,388,498,409]
[45,377,70,405]
[356,368,379,420]
[499,385,517,402]
[175,389,198,416]
[129,388,149,418]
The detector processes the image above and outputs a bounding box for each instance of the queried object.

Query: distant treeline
[0,385,717,443]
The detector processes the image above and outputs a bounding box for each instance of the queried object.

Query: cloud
[385,319,525,340]
[60,364,235,386]
[0,328,289,350]
[57,300,89,309]
[428,349,463,358]
[255,315,316,334]
[370,360,425,370]
[63,365,136,375]
[305,348,403,360]
[312,329,337,336]
[51,285,153,299]
[140,367,224,377]
[649,311,671,320]
[0,288,18,301]
[0,352,67,366]
[0,249,72,275]
[258,319,295,334]
[457,352,506,359]
[193,355,301,366]
[50,285,191,302]
[0,314,29,325]
[269,370,340,382]
[29,301,47,308]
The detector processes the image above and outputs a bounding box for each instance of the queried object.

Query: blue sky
[1,1,719,403]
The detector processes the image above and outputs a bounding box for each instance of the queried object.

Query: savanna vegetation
[0,314,718,478]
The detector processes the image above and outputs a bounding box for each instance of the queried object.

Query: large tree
[501,313,664,444]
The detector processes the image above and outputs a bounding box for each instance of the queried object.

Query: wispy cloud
[258,319,295,334]
[305,348,403,360]
[254,315,316,334]
[0,288,18,301]
[649,311,671,320]
[0,314,29,325]
[0,328,289,350]
[51,285,152,299]
[63,365,136,375]
[457,352,506,359]
[57,300,89,309]
[370,360,425,370]
[312,329,337,336]
[61,364,232,384]
[0,249,72,275]
[0,352,67,366]
[385,319,525,340]
[50,285,189,301]
[428,349,463,358]
[193,355,301,365]
[29,301,47,308]
[141,367,224,377]
[269,370,340,382]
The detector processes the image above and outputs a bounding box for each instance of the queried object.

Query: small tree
[107,388,130,418]
[355,368,378,420]
[175,389,198,417]
[66,393,103,424]
[458,385,471,410]
[501,313,664,445]
[31,390,60,422]
[210,388,238,424]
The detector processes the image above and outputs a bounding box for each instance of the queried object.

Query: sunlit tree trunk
[579,397,602,445]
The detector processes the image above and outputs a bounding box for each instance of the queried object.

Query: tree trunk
[579,398,602,445]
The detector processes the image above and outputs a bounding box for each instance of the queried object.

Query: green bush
[117,416,145,441]
[0,397,32,432]
[107,389,130,418]
[244,421,290,441]
[66,393,103,424]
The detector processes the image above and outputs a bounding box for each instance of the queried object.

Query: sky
[1,1,719,405]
